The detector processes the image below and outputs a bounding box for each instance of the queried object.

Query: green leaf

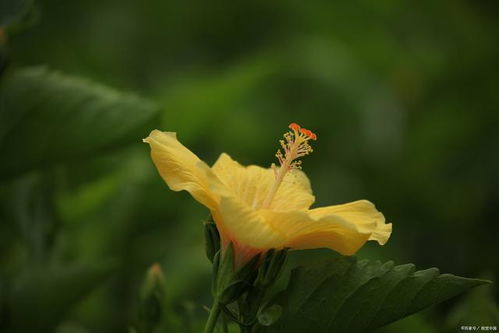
[267,250,489,333]
[0,66,158,181]
[445,282,499,329]
[7,262,113,333]
[0,0,33,27]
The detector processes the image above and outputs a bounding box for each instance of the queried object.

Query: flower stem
[204,300,221,333]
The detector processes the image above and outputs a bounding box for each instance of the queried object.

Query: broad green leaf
[445,283,499,329]
[0,0,33,27]
[267,250,489,333]
[7,262,113,333]
[0,66,158,181]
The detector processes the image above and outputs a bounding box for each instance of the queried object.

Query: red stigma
[299,127,317,140]
[288,123,317,140]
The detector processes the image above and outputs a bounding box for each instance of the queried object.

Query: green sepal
[255,249,288,288]
[211,250,221,296]
[204,217,220,263]
[219,280,250,304]
[241,248,288,322]
[221,254,260,304]
[214,243,235,299]
[236,254,260,284]
[213,243,260,305]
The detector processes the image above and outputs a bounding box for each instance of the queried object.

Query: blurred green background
[0,0,498,332]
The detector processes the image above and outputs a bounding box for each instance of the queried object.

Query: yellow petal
[256,200,392,255]
[273,168,315,211]
[259,209,372,255]
[211,153,314,211]
[309,200,392,245]
[218,195,286,249]
[143,130,218,209]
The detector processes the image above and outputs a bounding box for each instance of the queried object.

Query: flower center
[260,123,317,209]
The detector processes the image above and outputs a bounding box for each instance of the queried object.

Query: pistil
[260,123,316,209]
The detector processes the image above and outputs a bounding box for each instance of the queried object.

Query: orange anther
[299,128,309,136]
[299,127,317,140]
[289,123,301,131]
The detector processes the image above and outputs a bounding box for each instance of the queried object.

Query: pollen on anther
[289,123,301,131]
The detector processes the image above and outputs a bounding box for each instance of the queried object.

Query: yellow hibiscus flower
[143,123,392,267]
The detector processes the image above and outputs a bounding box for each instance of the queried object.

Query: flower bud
[257,304,282,326]
[136,264,181,332]
[138,263,166,330]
